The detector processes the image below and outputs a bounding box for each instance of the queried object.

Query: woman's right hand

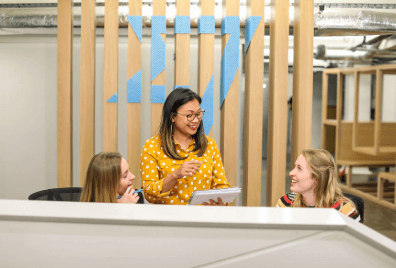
[117,186,139,204]
[175,160,202,179]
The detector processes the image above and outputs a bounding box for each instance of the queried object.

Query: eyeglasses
[175,110,205,122]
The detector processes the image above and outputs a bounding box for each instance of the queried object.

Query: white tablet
[187,187,241,205]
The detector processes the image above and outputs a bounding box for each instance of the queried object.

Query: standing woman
[80,152,142,204]
[140,88,231,205]
[276,149,363,223]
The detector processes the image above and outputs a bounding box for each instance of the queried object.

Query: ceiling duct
[314,9,396,36]
[1,3,396,36]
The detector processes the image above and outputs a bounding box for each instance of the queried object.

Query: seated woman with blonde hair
[80,152,143,204]
[276,149,363,223]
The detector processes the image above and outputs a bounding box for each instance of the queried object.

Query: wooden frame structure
[322,65,396,210]
[352,65,396,156]
[377,171,396,210]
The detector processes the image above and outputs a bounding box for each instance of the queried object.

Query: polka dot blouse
[140,135,231,205]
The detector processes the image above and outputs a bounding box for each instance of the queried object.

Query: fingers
[217,197,225,206]
[209,199,217,206]
[125,186,134,194]
[203,198,225,206]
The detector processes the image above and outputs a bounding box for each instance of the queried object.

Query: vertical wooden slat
[80,0,96,186]
[198,0,215,138]
[346,166,353,188]
[103,0,119,152]
[151,0,166,136]
[374,68,383,154]
[174,0,190,87]
[335,72,344,162]
[220,0,240,201]
[321,72,329,149]
[267,0,289,207]
[243,0,264,206]
[352,70,360,149]
[57,0,73,187]
[128,0,142,189]
[290,0,314,165]
[377,176,384,200]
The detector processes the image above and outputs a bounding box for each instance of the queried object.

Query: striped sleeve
[275,193,295,207]
[334,200,363,223]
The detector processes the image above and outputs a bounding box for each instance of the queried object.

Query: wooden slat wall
[267,0,289,207]
[103,0,119,152]
[80,0,96,186]
[290,0,314,166]
[175,0,190,87]
[128,0,142,189]
[243,0,264,206]
[221,0,240,202]
[57,0,73,187]
[151,0,166,136]
[198,0,214,138]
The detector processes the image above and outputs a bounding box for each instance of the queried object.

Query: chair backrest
[29,187,145,203]
[343,192,364,222]
[28,187,82,202]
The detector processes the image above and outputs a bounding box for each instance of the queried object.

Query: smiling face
[289,154,317,195]
[172,98,202,137]
[117,158,135,196]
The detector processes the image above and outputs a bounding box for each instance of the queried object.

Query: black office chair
[28,187,83,202]
[28,187,145,203]
[343,192,364,222]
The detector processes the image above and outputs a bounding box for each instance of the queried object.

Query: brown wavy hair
[159,87,208,160]
[292,149,355,209]
[80,152,122,203]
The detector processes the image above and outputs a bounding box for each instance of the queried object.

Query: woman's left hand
[202,197,226,206]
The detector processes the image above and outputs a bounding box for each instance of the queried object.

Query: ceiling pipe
[1,5,396,36]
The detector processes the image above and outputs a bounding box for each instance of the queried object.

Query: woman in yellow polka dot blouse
[140,88,231,205]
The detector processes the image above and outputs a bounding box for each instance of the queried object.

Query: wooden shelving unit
[321,65,396,210]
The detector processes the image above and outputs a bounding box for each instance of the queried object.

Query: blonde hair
[292,149,355,209]
[80,152,122,203]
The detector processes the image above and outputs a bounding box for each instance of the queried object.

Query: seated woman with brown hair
[80,152,143,204]
[276,149,363,223]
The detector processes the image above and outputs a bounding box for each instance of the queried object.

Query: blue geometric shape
[151,16,166,82]
[220,16,240,107]
[151,85,166,103]
[174,85,190,90]
[127,70,141,103]
[201,73,214,135]
[198,16,215,34]
[107,92,117,103]
[128,15,142,43]
[245,16,262,53]
[174,16,190,34]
